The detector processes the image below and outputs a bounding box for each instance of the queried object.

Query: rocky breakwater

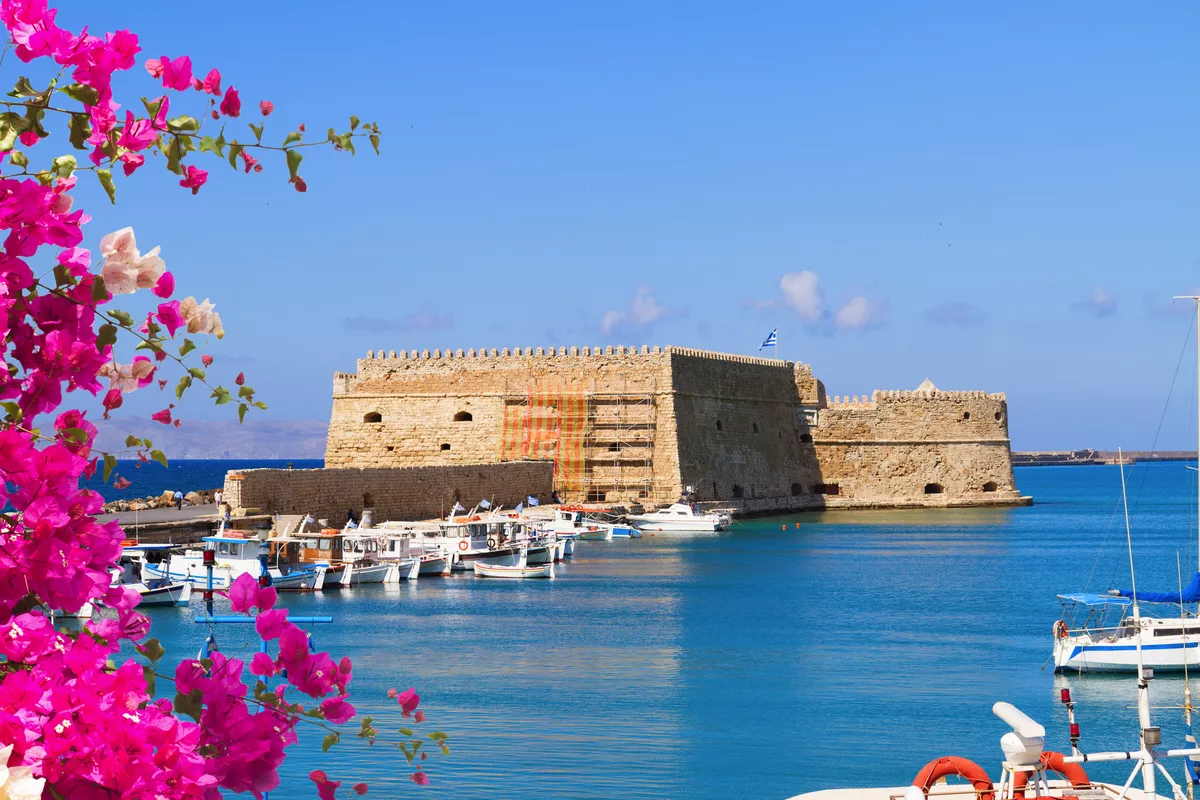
[102,488,220,515]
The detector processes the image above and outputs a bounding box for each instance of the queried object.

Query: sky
[58,2,1200,451]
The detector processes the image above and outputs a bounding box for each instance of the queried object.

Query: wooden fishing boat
[473,560,554,579]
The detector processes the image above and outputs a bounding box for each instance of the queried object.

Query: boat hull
[135,582,192,607]
[419,555,449,575]
[341,562,393,586]
[1054,634,1200,672]
[452,546,524,571]
[142,563,234,589]
[472,562,554,579]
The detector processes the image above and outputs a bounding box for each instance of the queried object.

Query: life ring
[457,540,468,552]
[1012,751,1089,792]
[1054,620,1069,639]
[487,537,497,549]
[913,756,995,800]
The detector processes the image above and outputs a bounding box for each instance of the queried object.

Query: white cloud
[601,287,666,334]
[1072,288,1117,318]
[835,296,885,330]
[780,271,825,323]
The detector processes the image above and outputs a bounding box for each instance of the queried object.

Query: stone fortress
[321,345,1028,512]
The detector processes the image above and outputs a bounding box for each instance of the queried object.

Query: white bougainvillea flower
[0,743,46,800]
[179,296,225,338]
[97,358,155,393]
[98,227,166,295]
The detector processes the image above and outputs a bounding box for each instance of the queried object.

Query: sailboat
[1053,296,1200,673]
[792,452,1200,800]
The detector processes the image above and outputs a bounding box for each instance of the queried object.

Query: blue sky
[64,2,1200,451]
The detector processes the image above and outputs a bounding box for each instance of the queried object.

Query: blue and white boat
[1051,587,1200,673]
[141,534,325,592]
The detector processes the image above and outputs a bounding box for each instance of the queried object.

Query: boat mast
[1120,447,1157,796]
[1174,296,1200,574]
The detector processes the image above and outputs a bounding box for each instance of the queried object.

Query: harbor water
[136,462,1200,798]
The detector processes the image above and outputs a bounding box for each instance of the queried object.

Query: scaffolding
[499,379,657,503]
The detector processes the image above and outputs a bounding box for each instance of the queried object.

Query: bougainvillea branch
[0,2,440,797]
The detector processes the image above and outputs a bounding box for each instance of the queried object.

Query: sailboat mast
[1119,448,1157,796]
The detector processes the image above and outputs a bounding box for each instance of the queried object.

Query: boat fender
[458,541,468,552]
[1012,751,1089,791]
[1054,620,1068,639]
[912,756,995,800]
[487,537,497,549]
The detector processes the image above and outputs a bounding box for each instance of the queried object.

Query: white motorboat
[472,549,554,579]
[114,544,192,606]
[132,581,193,607]
[340,533,404,585]
[626,502,732,532]
[144,535,325,591]
[341,561,396,586]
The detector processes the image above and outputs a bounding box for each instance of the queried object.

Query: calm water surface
[142,463,1200,798]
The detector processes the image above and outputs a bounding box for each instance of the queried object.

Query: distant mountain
[94,417,328,459]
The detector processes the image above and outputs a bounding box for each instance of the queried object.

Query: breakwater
[1014,449,1198,466]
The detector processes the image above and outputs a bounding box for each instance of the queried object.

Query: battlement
[354,344,793,369]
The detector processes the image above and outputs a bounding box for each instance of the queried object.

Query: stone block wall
[223,461,554,523]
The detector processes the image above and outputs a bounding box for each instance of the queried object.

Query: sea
[118,462,1200,799]
[83,459,324,501]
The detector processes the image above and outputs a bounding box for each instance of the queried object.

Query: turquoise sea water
[136,463,1200,799]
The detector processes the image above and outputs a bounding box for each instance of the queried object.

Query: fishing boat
[114,544,193,606]
[144,534,325,591]
[1053,296,1200,672]
[797,463,1200,800]
[472,549,554,579]
[379,526,450,576]
[340,533,406,585]
[626,502,732,532]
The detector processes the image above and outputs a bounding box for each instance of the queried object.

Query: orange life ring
[457,540,468,552]
[1054,620,1069,639]
[913,756,995,800]
[1012,751,1089,792]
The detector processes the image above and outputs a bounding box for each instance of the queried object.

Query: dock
[1013,449,1198,466]
[100,503,273,544]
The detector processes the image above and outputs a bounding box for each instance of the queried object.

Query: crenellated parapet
[355,344,790,368]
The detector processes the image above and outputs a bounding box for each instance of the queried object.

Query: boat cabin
[269,529,345,566]
[202,535,264,566]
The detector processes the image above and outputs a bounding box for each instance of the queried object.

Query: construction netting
[500,383,589,493]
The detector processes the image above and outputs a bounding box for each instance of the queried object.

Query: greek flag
[479,498,491,509]
[1187,721,1200,783]
[527,496,540,507]
[450,501,465,514]
[760,328,778,350]
[515,502,524,514]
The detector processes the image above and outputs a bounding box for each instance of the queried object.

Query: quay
[102,503,273,544]
[1013,449,1198,466]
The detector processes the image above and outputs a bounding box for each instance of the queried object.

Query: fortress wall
[813,391,1019,505]
[669,351,819,502]
[223,461,554,522]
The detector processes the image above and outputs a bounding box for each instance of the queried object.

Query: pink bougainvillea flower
[294,176,308,193]
[396,688,420,715]
[310,771,328,784]
[260,99,274,116]
[202,68,221,96]
[179,164,208,195]
[102,387,123,414]
[117,111,156,150]
[226,572,258,613]
[114,476,132,489]
[320,696,356,724]
[201,354,213,367]
[152,270,174,298]
[387,688,398,699]
[151,408,172,425]
[235,371,245,385]
[156,300,184,336]
[121,152,145,176]
[144,57,164,77]
[414,710,426,723]
[158,54,193,90]
[411,772,430,786]
[250,651,277,677]
[179,296,225,338]
[99,227,165,295]
[18,130,37,147]
[240,149,258,173]
[255,607,289,640]
[219,86,241,117]
[353,784,368,795]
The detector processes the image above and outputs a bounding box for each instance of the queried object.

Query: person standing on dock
[173,490,183,511]
[214,489,222,509]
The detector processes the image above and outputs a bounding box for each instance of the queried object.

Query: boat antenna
[1120,447,1158,796]
[1173,295,1200,574]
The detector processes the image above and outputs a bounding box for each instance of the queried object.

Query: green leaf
[142,438,153,449]
[211,386,233,405]
[109,309,134,327]
[51,154,76,179]
[175,375,192,400]
[237,385,254,398]
[142,97,163,119]
[102,454,117,482]
[286,149,302,181]
[322,733,338,753]
[124,435,142,448]
[399,727,414,737]
[197,136,223,156]
[0,112,23,152]
[369,134,380,155]
[350,115,360,131]
[61,83,99,106]
[138,638,166,664]
[282,131,301,147]
[8,76,39,98]
[178,338,196,357]
[68,113,90,150]
[253,401,268,410]
[173,689,203,722]
[149,449,168,469]
[8,150,26,168]
[96,168,115,204]
[237,403,248,424]
[227,142,243,170]
[428,731,449,742]
[95,324,117,351]
[1,401,22,422]
[188,367,206,380]
[91,275,108,302]
[142,664,156,697]
[166,115,200,134]
[249,122,263,143]
[359,716,375,735]
[336,132,356,155]
[24,105,48,138]
[166,135,183,175]
[62,427,88,443]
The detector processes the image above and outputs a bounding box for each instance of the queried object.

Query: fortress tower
[324,346,1025,511]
